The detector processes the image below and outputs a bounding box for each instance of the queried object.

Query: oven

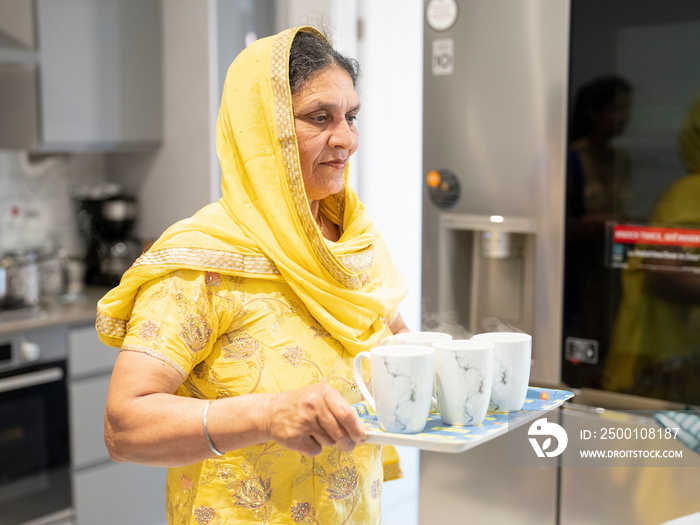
[0,326,73,525]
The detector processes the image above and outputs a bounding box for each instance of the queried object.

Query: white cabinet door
[67,323,168,524]
[68,324,117,379]
[69,374,111,469]
[73,462,167,525]
[36,0,162,151]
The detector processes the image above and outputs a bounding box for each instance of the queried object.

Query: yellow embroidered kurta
[124,269,383,524]
[96,26,408,525]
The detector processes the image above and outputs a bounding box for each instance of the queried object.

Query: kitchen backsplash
[0,150,106,257]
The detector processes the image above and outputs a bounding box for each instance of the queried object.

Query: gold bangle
[203,400,224,456]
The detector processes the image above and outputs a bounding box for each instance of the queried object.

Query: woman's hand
[263,384,368,456]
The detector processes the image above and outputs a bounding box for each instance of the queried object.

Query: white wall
[357,0,423,332]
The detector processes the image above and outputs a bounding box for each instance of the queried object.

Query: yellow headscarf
[96,26,407,358]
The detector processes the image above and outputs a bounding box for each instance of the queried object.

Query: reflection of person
[604,95,700,403]
[564,76,633,349]
[97,27,409,524]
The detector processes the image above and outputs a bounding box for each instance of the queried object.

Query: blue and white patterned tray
[352,387,574,453]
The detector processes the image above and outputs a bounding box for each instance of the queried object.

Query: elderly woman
[98,26,409,524]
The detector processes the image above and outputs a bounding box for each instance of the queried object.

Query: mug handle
[380,335,395,346]
[353,351,375,411]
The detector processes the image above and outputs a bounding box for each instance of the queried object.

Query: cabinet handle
[0,367,64,393]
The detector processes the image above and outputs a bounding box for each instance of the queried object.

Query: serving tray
[352,386,574,453]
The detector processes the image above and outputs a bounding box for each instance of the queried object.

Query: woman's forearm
[105,392,270,467]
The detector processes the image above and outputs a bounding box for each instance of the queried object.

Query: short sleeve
[121,269,220,379]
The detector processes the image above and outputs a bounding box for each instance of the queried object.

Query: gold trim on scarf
[133,247,281,275]
[270,28,362,290]
[339,248,374,274]
[131,246,373,275]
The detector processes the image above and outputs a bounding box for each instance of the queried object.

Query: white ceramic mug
[433,339,494,426]
[353,345,435,433]
[471,332,532,412]
[380,331,452,410]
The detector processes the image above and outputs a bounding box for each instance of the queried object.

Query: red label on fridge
[612,224,700,247]
[608,223,700,272]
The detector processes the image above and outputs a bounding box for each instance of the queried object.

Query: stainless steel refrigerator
[419,0,700,523]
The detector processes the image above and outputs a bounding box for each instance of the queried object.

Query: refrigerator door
[562,0,700,406]
[421,0,570,386]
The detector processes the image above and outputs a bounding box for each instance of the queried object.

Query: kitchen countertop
[0,287,109,336]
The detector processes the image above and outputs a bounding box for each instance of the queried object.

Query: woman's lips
[323,159,347,170]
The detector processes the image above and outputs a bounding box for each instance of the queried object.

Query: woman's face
[292,66,360,201]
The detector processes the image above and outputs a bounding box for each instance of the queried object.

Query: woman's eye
[347,115,357,124]
[312,115,327,123]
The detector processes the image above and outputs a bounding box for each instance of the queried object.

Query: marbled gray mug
[471,332,532,412]
[354,345,435,433]
[433,339,494,426]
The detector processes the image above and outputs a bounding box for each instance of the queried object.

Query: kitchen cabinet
[73,461,168,525]
[68,324,167,525]
[0,0,162,152]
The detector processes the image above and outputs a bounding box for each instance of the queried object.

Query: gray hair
[289,30,360,95]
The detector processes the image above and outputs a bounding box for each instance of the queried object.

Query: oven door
[0,359,73,525]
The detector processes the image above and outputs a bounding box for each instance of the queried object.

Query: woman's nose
[329,120,355,149]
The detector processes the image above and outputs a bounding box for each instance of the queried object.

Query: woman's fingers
[317,387,367,450]
[312,405,355,452]
[265,384,367,455]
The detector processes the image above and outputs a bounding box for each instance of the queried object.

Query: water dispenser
[435,213,537,335]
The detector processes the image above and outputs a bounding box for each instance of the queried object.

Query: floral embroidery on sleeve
[138,319,161,341]
[219,332,265,393]
[179,314,213,353]
[221,332,260,360]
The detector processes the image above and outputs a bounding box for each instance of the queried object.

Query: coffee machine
[77,184,142,286]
